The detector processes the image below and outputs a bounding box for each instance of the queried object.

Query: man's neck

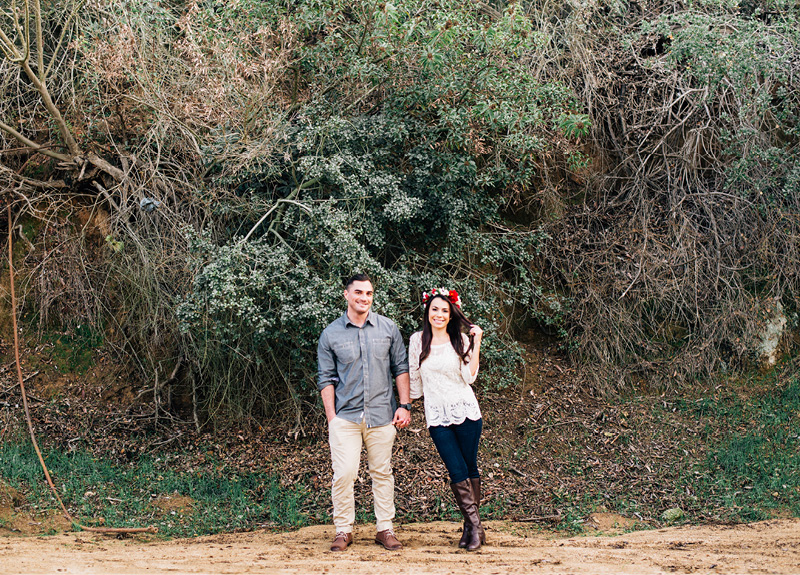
[346,308,369,327]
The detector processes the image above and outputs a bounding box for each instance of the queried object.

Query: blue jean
[428,418,483,484]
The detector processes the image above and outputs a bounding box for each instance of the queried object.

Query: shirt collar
[344,309,375,328]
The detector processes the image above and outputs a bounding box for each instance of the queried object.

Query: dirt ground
[1,518,799,575]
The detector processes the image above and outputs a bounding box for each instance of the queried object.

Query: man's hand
[392,407,411,428]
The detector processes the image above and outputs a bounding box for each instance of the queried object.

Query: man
[317,273,412,552]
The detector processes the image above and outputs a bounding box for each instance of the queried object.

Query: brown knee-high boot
[451,480,485,551]
[451,481,471,548]
[468,477,485,548]
[470,477,481,508]
[456,477,482,548]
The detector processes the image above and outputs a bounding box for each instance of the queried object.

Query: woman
[409,287,485,550]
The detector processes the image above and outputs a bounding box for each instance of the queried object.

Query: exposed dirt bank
[2,519,799,575]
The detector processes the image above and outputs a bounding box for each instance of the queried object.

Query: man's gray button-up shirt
[317,310,409,428]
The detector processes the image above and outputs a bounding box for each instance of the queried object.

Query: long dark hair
[419,294,475,365]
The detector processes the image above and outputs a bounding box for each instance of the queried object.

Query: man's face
[344,280,374,316]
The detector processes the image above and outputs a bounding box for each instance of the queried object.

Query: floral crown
[421,287,462,309]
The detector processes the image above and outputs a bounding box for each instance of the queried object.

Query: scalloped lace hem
[424,401,482,428]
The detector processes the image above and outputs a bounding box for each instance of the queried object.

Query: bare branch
[0,118,72,162]
[20,59,80,156]
[0,162,68,189]
[85,153,125,182]
[44,0,86,80]
[32,0,43,81]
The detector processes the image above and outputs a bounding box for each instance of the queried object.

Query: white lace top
[409,331,481,428]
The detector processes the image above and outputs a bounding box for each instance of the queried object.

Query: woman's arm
[409,332,423,399]
[461,326,483,382]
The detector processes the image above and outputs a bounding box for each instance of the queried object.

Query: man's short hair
[344,273,373,291]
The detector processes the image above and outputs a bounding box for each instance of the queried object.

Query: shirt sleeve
[409,332,423,400]
[389,322,409,377]
[317,330,338,391]
[460,333,479,385]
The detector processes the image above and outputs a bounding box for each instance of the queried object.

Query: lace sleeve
[460,333,479,385]
[409,332,423,399]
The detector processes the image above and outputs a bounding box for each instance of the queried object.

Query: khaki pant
[328,416,397,533]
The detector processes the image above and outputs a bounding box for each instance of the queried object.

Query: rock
[756,300,787,369]
[661,508,684,524]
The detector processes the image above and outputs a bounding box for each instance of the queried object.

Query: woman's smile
[429,301,451,329]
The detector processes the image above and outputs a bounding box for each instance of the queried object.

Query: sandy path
[1,519,799,575]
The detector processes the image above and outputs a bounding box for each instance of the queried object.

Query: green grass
[0,443,311,537]
[549,490,604,534]
[19,324,105,375]
[680,374,800,522]
[40,324,104,374]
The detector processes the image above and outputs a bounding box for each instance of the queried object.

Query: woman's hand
[392,406,411,428]
[469,324,483,341]
[467,325,482,378]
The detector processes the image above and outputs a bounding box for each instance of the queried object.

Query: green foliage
[662,10,800,205]
[556,114,591,140]
[33,0,800,420]
[0,443,309,537]
[679,375,800,521]
[9,0,589,422]
[292,0,581,186]
[176,0,587,420]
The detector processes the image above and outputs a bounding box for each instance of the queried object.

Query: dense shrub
[4,0,799,425]
[162,0,587,423]
[538,0,800,388]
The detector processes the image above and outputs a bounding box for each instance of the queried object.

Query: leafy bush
[179,112,567,422]
[18,0,799,424]
[167,0,587,422]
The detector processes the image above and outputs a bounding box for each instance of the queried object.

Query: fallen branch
[517,514,562,523]
[1,370,43,402]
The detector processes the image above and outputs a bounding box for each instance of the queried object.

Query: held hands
[392,407,411,428]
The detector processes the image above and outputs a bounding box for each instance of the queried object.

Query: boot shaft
[450,479,484,550]
[469,477,481,507]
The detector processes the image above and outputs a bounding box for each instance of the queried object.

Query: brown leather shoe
[330,531,353,552]
[375,529,402,550]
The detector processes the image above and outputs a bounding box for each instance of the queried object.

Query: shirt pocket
[372,337,391,359]
[333,341,357,365]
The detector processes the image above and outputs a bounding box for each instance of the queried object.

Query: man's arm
[321,384,337,423]
[388,322,411,428]
[317,331,338,423]
[392,372,411,428]
[396,372,410,404]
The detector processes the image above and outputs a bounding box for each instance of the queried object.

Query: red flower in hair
[422,287,462,308]
[448,290,458,304]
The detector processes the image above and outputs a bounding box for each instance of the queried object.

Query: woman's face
[428,297,451,330]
